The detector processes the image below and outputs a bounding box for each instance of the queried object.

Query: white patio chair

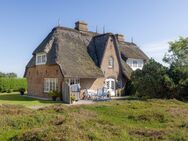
[84,89,97,100]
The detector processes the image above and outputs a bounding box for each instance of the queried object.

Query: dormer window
[127,58,144,71]
[36,53,47,65]
[108,56,114,68]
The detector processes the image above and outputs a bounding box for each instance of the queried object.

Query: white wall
[126,58,144,71]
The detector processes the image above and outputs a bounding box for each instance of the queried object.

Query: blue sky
[0,0,188,77]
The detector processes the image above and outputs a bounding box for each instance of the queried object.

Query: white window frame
[65,78,80,86]
[138,61,142,67]
[127,58,144,71]
[44,78,58,93]
[36,53,47,65]
[108,56,114,68]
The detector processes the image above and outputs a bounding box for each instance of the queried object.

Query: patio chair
[96,87,109,101]
[84,89,97,100]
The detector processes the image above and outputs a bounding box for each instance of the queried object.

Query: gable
[100,36,122,79]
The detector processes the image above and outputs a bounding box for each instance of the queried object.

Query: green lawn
[0,92,61,107]
[0,93,188,141]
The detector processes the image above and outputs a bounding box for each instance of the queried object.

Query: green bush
[167,66,188,100]
[0,78,27,93]
[124,80,136,96]
[48,91,60,97]
[131,59,174,99]
[130,58,188,100]
[7,89,13,93]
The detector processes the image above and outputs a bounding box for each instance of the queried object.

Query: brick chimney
[75,21,88,32]
[115,34,125,42]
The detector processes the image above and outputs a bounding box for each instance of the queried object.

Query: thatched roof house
[25,21,148,102]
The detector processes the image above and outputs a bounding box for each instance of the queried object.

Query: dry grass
[0,99,188,141]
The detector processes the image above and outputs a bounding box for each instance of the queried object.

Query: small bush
[48,91,60,97]
[71,95,76,102]
[9,128,49,141]
[19,88,26,95]
[128,111,167,123]
[129,129,165,140]
[7,89,13,93]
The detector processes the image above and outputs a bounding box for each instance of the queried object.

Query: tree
[163,37,188,66]
[163,37,188,100]
[129,37,188,100]
[0,72,17,78]
[6,73,17,78]
[131,59,174,99]
[0,72,6,77]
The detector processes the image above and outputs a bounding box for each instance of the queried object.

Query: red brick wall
[25,65,63,98]
[100,36,124,83]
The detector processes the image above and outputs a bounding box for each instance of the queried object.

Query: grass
[0,92,61,107]
[0,93,188,141]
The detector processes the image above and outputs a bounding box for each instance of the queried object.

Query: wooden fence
[62,83,80,104]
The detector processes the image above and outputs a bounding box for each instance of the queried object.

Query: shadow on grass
[183,99,188,104]
[0,93,62,104]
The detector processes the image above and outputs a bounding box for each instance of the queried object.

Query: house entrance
[105,78,116,96]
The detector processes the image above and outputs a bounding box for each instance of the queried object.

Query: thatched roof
[25,25,148,79]
[88,33,113,67]
[121,60,133,79]
[26,27,103,78]
[119,42,149,60]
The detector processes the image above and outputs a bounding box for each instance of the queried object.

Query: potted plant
[48,90,60,101]
[71,95,76,104]
[19,88,26,95]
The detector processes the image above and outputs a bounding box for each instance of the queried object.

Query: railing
[62,83,80,104]
[70,84,80,101]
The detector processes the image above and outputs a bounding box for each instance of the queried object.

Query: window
[138,62,142,67]
[127,59,144,71]
[36,53,47,65]
[44,78,58,93]
[70,79,75,85]
[65,78,80,85]
[69,78,80,85]
[133,60,137,67]
[108,56,114,68]
[106,81,110,89]
[111,81,115,89]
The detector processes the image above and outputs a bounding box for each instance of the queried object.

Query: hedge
[0,78,27,92]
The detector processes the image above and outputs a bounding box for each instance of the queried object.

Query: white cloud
[140,40,171,66]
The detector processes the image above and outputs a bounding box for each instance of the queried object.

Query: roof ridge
[52,26,98,36]
[93,32,114,38]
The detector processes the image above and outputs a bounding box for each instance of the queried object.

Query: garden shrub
[0,78,27,93]
[131,59,174,99]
